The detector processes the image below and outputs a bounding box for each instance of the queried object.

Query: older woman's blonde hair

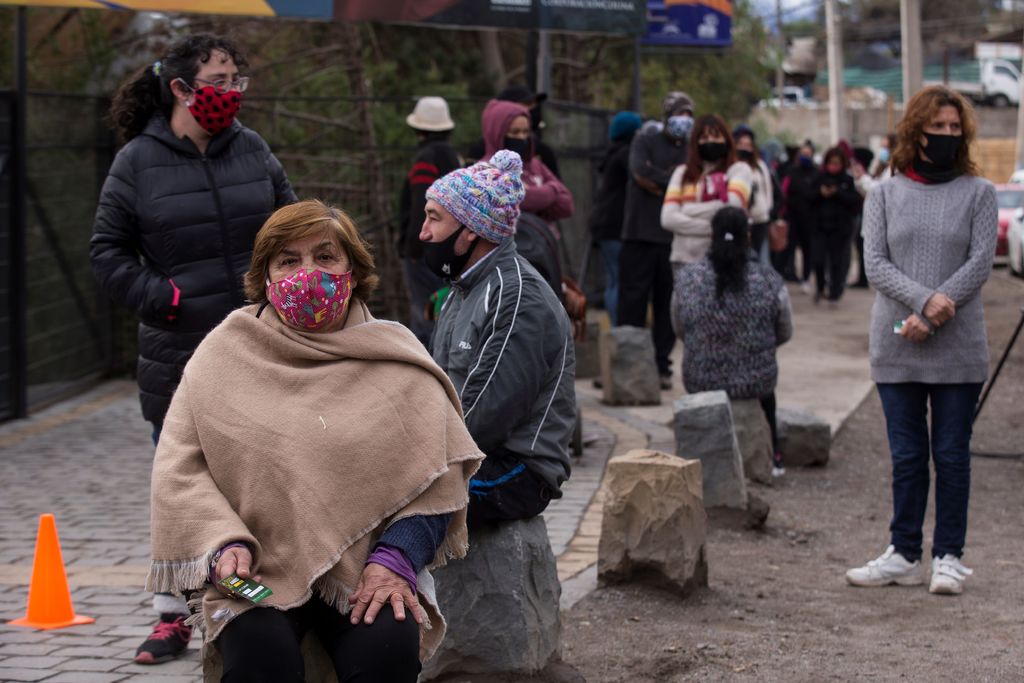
[244,199,379,304]
[893,85,979,176]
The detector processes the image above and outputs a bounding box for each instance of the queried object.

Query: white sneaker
[846,546,924,587]
[799,280,813,296]
[930,555,973,595]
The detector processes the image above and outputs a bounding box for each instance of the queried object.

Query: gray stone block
[731,398,774,485]
[598,450,708,596]
[778,407,831,467]
[673,391,748,509]
[573,313,603,379]
[599,326,661,406]
[420,517,561,680]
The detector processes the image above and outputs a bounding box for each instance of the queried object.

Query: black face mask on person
[698,142,729,162]
[736,149,755,162]
[920,132,961,169]
[503,136,532,162]
[422,225,472,279]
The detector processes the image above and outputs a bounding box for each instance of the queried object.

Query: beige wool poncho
[145,300,483,663]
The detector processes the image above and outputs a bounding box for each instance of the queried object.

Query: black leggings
[759,392,779,453]
[218,598,420,683]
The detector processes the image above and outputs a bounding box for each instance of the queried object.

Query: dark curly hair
[109,33,248,142]
[709,206,751,299]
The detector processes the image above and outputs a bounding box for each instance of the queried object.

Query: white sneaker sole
[929,580,963,595]
[846,572,924,588]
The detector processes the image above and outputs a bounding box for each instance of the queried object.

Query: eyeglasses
[192,76,250,94]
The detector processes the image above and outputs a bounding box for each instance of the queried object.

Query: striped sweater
[661,161,753,264]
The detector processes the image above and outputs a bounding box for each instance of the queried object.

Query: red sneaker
[134,614,192,664]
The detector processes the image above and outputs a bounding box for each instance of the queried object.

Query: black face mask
[503,136,532,161]
[422,225,472,280]
[698,141,728,162]
[920,132,961,169]
[736,149,755,162]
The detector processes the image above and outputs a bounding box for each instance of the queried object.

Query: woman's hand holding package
[214,546,261,594]
[900,314,932,342]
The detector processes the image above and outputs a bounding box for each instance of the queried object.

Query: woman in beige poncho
[145,199,483,682]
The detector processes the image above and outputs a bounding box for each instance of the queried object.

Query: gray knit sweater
[863,174,997,384]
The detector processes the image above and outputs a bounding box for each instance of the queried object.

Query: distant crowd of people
[85,29,997,682]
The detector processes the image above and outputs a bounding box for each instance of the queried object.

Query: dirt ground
[559,270,1024,682]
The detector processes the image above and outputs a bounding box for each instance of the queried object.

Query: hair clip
[152,60,162,76]
[724,232,735,241]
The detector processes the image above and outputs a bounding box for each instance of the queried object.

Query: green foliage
[638,0,771,124]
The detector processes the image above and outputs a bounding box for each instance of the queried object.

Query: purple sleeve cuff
[366,545,418,594]
[209,542,250,585]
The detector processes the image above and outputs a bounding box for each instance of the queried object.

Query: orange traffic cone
[8,513,94,630]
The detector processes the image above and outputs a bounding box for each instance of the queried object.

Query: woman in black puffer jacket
[89,33,295,665]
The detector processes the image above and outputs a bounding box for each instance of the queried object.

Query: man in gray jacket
[420,149,575,527]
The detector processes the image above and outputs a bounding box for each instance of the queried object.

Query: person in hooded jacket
[480,98,574,230]
[810,146,862,303]
[89,33,295,665]
[465,85,561,178]
[590,111,643,325]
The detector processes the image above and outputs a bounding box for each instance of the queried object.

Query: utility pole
[1014,30,1024,170]
[825,0,844,142]
[900,0,923,104]
[775,0,785,103]
[537,30,553,97]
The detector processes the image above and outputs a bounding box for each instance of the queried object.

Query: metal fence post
[10,7,28,418]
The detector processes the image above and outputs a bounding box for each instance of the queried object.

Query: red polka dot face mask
[187,86,242,136]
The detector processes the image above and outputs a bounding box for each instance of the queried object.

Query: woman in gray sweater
[846,86,997,596]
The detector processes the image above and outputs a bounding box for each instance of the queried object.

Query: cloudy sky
[750,0,822,31]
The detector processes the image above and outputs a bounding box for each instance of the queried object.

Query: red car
[994,184,1024,261]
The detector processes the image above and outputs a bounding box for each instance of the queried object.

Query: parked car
[758,86,814,108]
[994,184,1023,263]
[1008,205,1024,277]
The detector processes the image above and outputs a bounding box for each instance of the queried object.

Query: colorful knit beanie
[426,149,526,243]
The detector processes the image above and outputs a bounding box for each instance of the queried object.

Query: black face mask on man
[920,132,961,169]
[503,136,532,162]
[422,225,472,279]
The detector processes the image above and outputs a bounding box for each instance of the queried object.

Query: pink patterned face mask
[266,268,353,331]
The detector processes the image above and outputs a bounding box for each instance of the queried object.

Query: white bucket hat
[406,96,455,132]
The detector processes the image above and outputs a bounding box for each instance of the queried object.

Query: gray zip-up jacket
[430,238,575,494]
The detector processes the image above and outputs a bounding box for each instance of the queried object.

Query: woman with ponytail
[671,206,793,476]
[89,33,296,665]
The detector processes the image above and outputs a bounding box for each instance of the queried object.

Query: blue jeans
[876,382,983,562]
[597,239,622,327]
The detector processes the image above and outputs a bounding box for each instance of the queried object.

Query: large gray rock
[421,517,561,680]
[778,407,831,467]
[731,398,774,485]
[573,313,603,379]
[600,326,661,406]
[673,391,747,509]
[598,449,708,596]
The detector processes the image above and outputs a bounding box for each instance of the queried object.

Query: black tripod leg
[974,305,1024,424]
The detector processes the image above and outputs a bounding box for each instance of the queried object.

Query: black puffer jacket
[90,114,296,424]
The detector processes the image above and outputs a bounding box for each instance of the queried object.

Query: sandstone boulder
[598,449,708,596]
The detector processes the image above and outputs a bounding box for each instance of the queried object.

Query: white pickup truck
[926,58,1020,107]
